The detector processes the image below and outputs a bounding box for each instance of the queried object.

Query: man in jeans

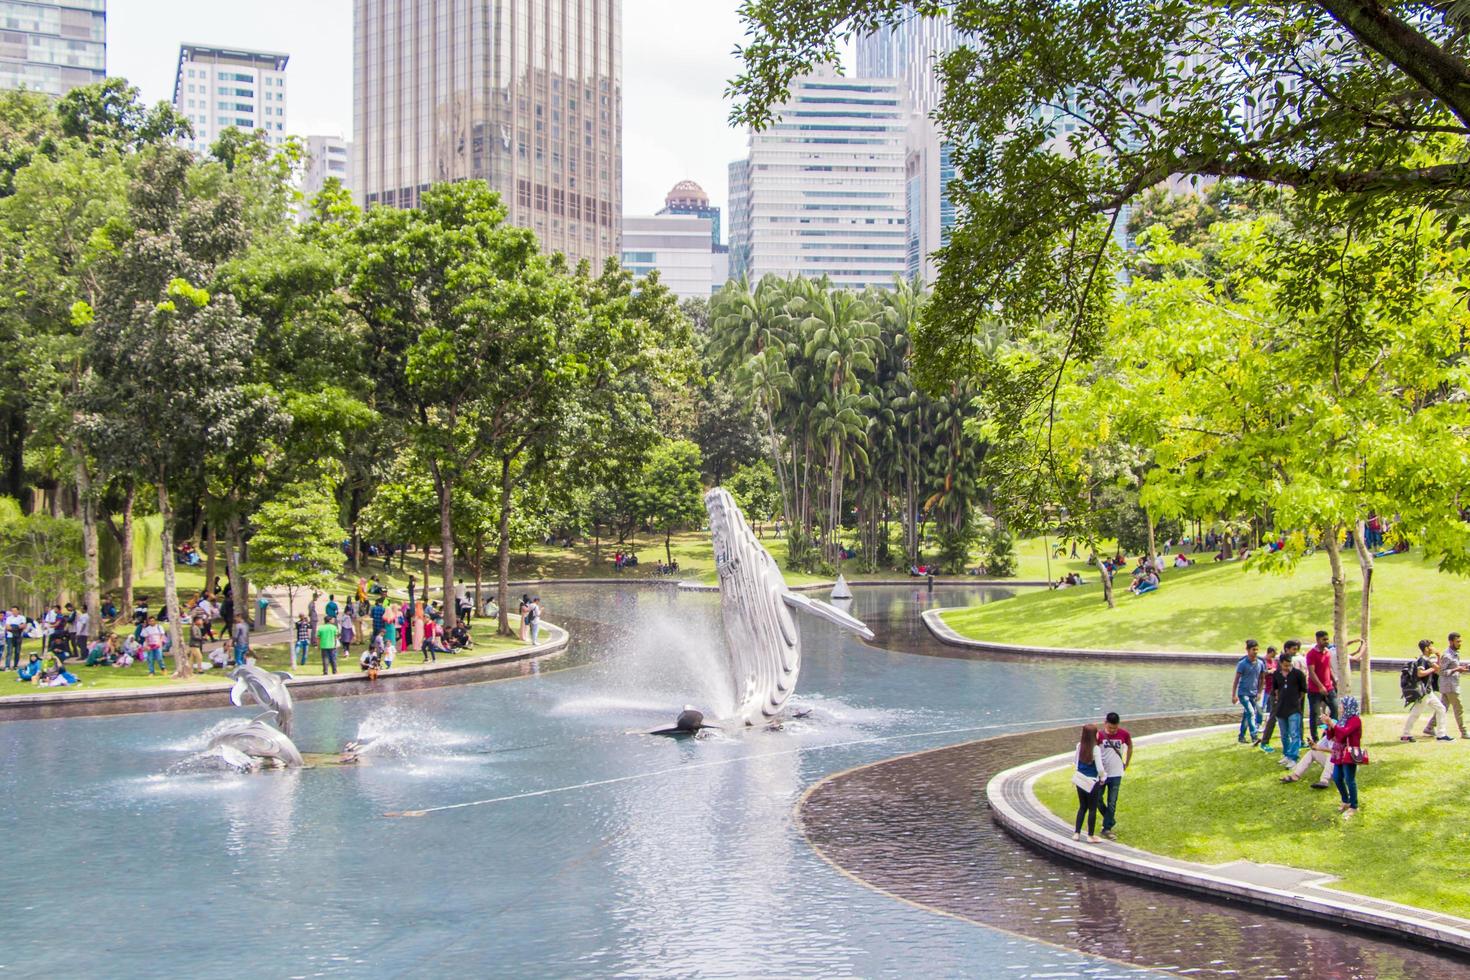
[1274,649,1309,765]
[1430,632,1468,739]
[1097,711,1132,840]
[1403,639,1451,741]
[317,615,339,675]
[3,606,24,670]
[1232,639,1266,743]
[1306,630,1339,743]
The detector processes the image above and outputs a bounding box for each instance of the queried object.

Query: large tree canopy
[730,0,1470,397]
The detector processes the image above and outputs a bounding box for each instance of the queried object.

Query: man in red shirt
[1306,629,1338,742]
[1097,711,1133,840]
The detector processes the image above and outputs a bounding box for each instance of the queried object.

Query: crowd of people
[4,576,556,686]
[1229,631,1466,820]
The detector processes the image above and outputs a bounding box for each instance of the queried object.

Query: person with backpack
[1327,695,1366,819]
[526,596,543,645]
[1401,639,1451,741]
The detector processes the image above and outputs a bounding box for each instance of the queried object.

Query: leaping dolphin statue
[208,711,305,768]
[229,664,295,736]
[705,487,874,725]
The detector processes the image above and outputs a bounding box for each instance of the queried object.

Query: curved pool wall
[1,584,1447,978]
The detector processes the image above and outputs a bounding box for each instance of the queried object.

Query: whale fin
[271,671,294,681]
[229,679,247,707]
[781,592,876,641]
[251,709,279,725]
[215,745,256,772]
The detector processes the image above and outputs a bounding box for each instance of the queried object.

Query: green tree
[245,482,347,620]
[634,439,706,566]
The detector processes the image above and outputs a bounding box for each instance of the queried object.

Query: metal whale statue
[208,712,305,768]
[229,664,295,736]
[705,487,874,725]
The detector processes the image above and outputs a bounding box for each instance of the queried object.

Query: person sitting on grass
[447,622,472,651]
[1129,568,1160,596]
[1280,710,1335,788]
[85,634,119,667]
[1326,695,1365,819]
[17,653,42,682]
[35,654,79,687]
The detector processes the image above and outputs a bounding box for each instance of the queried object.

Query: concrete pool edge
[921,608,1413,670]
[987,725,1470,958]
[0,624,570,723]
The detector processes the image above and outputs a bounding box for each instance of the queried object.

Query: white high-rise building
[856,14,967,118]
[621,214,716,300]
[172,44,289,155]
[727,70,908,290]
[301,134,352,205]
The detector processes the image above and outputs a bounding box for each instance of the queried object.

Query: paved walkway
[987,725,1470,956]
[923,608,1413,670]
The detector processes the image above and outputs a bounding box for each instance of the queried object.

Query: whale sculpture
[705,487,874,725]
[207,712,305,768]
[229,664,295,736]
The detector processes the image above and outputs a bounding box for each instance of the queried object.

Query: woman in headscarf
[1326,695,1365,819]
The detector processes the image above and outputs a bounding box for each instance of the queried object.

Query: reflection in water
[800,717,1462,979]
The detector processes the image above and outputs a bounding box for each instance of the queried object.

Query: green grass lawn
[0,619,529,698]
[1034,715,1470,917]
[941,548,1466,656]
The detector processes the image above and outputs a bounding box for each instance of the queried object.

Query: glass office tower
[354,0,622,268]
[0,0,106,96]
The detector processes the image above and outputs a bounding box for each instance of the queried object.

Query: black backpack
[1400,661,1424,704]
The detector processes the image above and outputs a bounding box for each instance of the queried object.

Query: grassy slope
[941,549,1466,656]
[1034,715,1470,916]
[0,619,525,698]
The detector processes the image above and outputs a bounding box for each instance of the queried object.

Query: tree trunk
[226,510,245,634]
[74,457,100,642]
[159,477,188,678]
[665,528,673,566]
[473,532,484,617]
[432,469,457,629]
[496,456,514,636]
[1145,508,1158,571]
[118,479,136,614]
[204,520,217,596]
[1323,523,1350,689]
[1352,519,1375,714]
[349,483,362,573]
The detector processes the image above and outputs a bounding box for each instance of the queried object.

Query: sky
[105,0,780,226]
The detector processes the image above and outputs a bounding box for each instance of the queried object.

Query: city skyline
[104,0,762,218]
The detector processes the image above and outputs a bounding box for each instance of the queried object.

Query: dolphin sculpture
[705,487,874,725]
[229,664,295,736]
[208,712,305,768]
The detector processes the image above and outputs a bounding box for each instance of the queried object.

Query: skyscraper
[353,0,622,269]
[727,70,908,290]
[0,0,106,96]
[172,45,290,156]
[855,14,966,118]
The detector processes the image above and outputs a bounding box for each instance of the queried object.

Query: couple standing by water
[1071,713,1132,842]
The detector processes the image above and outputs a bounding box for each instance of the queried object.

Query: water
[0,585,1443,977]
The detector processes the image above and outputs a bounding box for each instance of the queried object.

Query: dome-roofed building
[657,179,722,248]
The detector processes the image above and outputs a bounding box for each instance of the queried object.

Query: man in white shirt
[3,607,25,670]
[72,608,91,656]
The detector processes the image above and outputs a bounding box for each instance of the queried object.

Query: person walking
[307,593,320,639]
[1327,695,1366,819]
[1097,712,1132,840]
[1402,639,1451,741]
[4,606,25,670]
[1432,632,1468,739]
[318,615,339,675]
[1273,647,1309,766]
[1071,723,1106,843]
[1258,645,1280,754]
[1306,630,1339,742]
[1232,640,1266,744]
[324,594,339,622]
[293,614,312,667]
[188,615,207,671]
[230,613,250,668]
[141,616,166,675]
[339,609,356,661]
